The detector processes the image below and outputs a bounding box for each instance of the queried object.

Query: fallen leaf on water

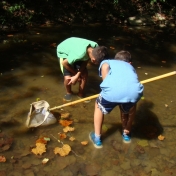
[31,143,46,155]
[36,137,48,144]
[137,140,148,147]
[61,112,70,118]
[0,156,6,162]
[59,119,73,127]
[69,136,75,141]
[50,43,57,47]
[81,141,88,145]
[158,135,165,141]
[63,126,75,132]
[54,144,71,156]
[110,46,115,50]
[58,133,67,140]
[42,158,49,164]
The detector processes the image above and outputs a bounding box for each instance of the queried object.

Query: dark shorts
[96,95,135,114]
[62,59,86,76]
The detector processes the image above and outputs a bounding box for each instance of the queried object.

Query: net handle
[49,71,176,111]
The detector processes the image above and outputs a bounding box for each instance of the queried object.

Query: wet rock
[0,170,6,176]
[85,163,101,176]
[111,140,123,152]
[151,168,161,176]
[130,159,141,167]
[22,162,32,169]
[102,170,119,176]
[8,171,22,176]
[135,145,145,154]
[23,170,35,176]
[159,148,170,156]
[120,160,131,170]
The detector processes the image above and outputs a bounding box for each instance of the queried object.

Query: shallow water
[0,24,176,176]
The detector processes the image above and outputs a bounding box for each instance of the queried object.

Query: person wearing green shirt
[57,37,109,101]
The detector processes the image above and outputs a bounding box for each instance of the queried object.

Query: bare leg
[78,69,88,97]
[94,101,104,136]
[125,105,136,132]
[64,75,72,94]
[120,105,136,134]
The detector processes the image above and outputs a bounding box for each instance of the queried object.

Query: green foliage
[0,0,175,30]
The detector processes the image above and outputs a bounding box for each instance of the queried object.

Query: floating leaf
[0,156,6,162]
[158,135,165,141]
[36,98,40,101]
[44,137,50,141]
[31,143,46,155]
[63,126,75,132]
[7,34,13,37]
[61,112,70,118]
[137,140,148,147]
[36,137,48,144]
[54,144,71,156]
[110,46,115,50]
[81,141,88,145]
[50,43,57,47]
[42,158,49,164]
[102,124,108,132]
[59,120,73,127]
[69,137,75,141]
[58,133,67,140]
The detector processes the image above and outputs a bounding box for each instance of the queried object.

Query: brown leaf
[36,137,48,144]
[54,144,71,156]
[0,156,6,162]
[81,141,88,145]
[110,46,115,50]
[69,137,75,141]
[158,135,165,141]
[50,43,57,47]
[31,143,46,155]
[61,112,70,118]
[58,133,67,140]
[59,120,73,127]
[63,126,75,132]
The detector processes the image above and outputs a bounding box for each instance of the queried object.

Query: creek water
[0,23,176,176]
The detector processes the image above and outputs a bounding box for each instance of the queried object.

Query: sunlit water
[0,24,176,176]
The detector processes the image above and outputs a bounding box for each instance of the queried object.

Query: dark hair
[92,46,109,63]
[114,50,132,63]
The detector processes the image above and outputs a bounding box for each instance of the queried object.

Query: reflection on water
[0,24,176,175]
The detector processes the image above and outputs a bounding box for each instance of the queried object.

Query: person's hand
[67,75,79,85]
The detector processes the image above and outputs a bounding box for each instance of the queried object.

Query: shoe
[122,132,131,143]
[63,94,72,101]
[89,132,103,149]
[77,95,91,103]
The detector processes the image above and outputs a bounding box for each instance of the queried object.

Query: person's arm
[62,59,77,75]
[101,62,110,80]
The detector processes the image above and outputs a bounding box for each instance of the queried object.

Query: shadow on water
[133,99,163,139]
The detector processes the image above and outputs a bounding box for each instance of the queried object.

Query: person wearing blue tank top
[89,51,144,148]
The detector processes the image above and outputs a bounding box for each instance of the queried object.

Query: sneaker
[63,94,72,101]
[77,95,91,103]
[122,132,131,143]
[89,132,103,149]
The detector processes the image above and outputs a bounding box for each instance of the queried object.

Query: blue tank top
[99,60,144,103]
